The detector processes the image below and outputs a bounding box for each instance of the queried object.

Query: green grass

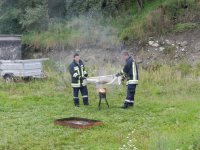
[0,66,200,150]
[173,23,198,33]
[22,23,81,49]
[21,0,200,48]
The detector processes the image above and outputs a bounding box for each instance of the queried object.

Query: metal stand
[98,92,109,110]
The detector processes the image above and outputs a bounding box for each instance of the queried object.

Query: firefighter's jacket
[119,56,138,85]
[69,60,88,88]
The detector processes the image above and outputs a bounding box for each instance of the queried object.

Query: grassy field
[0,66,200,150]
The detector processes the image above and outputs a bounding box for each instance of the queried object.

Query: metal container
[0,58,48,81]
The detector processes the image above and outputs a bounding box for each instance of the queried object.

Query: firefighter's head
[122,51,129,60]
[74,53,80,63]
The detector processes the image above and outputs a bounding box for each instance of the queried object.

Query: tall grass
[0,62,200,149]
[23,16,119,50]
[120,0,200,41]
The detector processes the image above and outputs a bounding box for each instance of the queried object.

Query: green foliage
[1,0,200,46]
[22,23,80,48]
[0,0,49,33]
[120,0,200,41]
[173,22,198,33]
[65,0,132,17]
[20,4,49,32]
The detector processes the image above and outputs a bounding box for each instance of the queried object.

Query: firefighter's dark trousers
[73,86,89,106]
[125,84,137,106]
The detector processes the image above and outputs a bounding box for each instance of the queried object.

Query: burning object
[85,75,121,109]
[54,117,103,129]
[98,88,109,110]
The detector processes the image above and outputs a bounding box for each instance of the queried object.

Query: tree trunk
[137,0,144,10]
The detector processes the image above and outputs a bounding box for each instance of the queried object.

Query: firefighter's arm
[83,66,88,77]
[116,63,129,77]
[69,65,80,79]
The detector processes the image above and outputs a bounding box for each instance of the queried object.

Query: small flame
[98,88,106,93]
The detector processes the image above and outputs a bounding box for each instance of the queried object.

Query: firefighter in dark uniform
[116,51,138,109]
[69,53,89,107]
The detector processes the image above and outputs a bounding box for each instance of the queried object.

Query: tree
[137,0,144,10]
[0,0,49,34]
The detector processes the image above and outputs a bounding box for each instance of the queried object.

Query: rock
[159,47,165,52]
[181,48,185,52]
[148,41,154,46]
[174,55,179,58]
[195,42,200,51]
[180,41,188,47]
[152,42,159,47]
[165,39,172,45]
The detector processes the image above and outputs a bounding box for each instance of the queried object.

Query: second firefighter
[69,53,89,107]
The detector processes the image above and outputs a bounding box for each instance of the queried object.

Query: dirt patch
[23,27,200,67]
[54,117,103,129]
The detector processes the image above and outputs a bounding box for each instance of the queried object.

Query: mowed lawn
[0,71,200,150]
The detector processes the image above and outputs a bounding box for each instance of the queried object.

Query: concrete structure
[0,35,22,60]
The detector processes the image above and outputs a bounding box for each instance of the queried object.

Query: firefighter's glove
[82,79,87,86]
[115,73,121,77]
[81,77,86,80]
[84,73,88,77]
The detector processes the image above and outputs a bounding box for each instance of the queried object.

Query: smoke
[48,11,125,71]
[46,1,126,91]
[65,15,120,50]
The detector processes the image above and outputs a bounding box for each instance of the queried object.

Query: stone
[174,55,179,58]
[180,41,188,47]
[159,47,165,52]
[152,43,159,47]
[148,41,154,46]
[181,48,185,52]
[195,42,200,51]
[165,39,171,45]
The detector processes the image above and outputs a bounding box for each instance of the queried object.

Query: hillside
[1,0,200,70]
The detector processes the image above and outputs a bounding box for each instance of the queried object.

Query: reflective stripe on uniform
[132,61,137,81]
[80,65,84,77]
[75,66,80,75]
[83,71,87,74]
[71,83,81,87]
[120,70,124,75]
[125,100,134,103]
[82,95,88,98]
[127,80,138,84]
[74,97,79,99]
[73,73,78,77]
